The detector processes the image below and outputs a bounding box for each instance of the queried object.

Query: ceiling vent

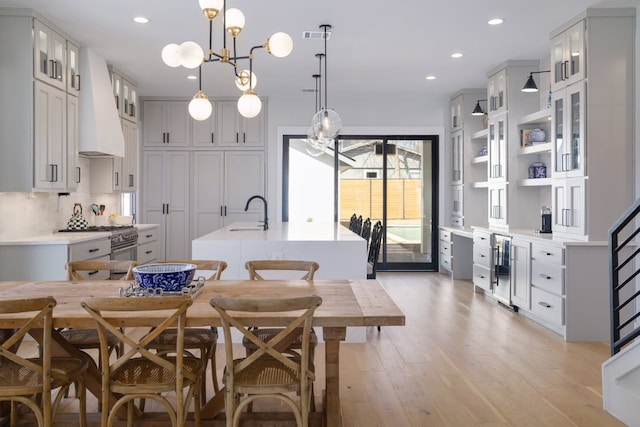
[302,30,332,40]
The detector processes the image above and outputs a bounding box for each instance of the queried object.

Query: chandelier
[306,24,341,153]
[161,0,294,120]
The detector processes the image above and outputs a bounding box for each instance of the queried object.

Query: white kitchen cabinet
[472,229,492,293]
[450,94,463,131]
[136,226,160,264]
[0,12,80,193]
[90,118,137,193]
[552,177,586,237]
[66,40,80,96]
[191,151,265,239]
[142,101,190,146]
[33,18,66,91]
[0,236,110,281]
[192,114,217,147]
[142,151,191,260]
[66,93,81,190]
[34,80,67,190]
[451,130,463,184]
[121,77,138,123]
[487,68,506,115]
[451,185,463,221]
[217,100,264,147]
[551,81,585,178]
[487,114,507,182]
[488,182,507,228]
[510,237,531,310]
[438,228,452,273]
[550,20,585,92]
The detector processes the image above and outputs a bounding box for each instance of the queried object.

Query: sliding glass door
[283,135,438,271]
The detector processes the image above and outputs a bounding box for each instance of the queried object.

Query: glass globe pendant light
[189,91,212,121]
[235,69,257,91]
[237,89,262,118]
[312,108,342,139]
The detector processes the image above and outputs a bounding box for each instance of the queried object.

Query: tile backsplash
[0,192,121,240]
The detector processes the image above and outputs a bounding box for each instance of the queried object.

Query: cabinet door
[142,101,166,146]
[223,151,265,224]
[192,114,216,146]
[217,101,264,147]
[552,82,585,178]
[165,152,191,259]
[142,101,189,146]
[110,71,123,116]
[488,115,507,181]
[192,152,224,239]
[451,130,463,184]
[66,41,80,95]
[165,102,190,146]
[511,237,531,309]
[551,21,585,91]
[66,94,80,190]
[122,78,137,123]
[34,81,66,190]
[33,20,66,91]
[122,120,138,192]
[451,95,462,130]
[451,184,463,219]
[488,183,507,227]
[552,177,586,236]
[488,68,506,114]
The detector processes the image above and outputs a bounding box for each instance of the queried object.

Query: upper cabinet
[33,19,66,91]
[66,41,80,96]
[552,81,585,178]
[110,67,137,123]
[142,101,190,147]
[487,68,507,115]
[217,100,264,147]
[550,21,585,92]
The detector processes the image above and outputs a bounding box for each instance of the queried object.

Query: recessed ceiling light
[425,75,436,80]
[133,16,149,24]
[451,52,463,59]
[187,75,198,80]
[488,18,504,26]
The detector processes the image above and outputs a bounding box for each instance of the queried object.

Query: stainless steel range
[59,226,138,278]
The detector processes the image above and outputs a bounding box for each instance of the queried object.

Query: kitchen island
[192,222,368,280]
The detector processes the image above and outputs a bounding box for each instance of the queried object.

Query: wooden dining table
[0,279,405,427]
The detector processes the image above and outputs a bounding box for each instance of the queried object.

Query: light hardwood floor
[51,271,623,426]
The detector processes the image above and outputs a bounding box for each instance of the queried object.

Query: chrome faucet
[244,195,268,230]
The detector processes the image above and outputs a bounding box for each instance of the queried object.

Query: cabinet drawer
[73,255,111,280]
[439,229,451,241]
[531,287,564,326]
[473,245,492,268]
[439,240,451,258]
[440,255,452,272]
[137,241,159,264]
[137,228,158,245]
[473,264,491,291]
[531,261,564,295]
[69,238,110,260]
[531,242,564,265]
[473,230,492,246]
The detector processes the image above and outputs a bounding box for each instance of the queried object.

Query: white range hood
[78,48,124,157]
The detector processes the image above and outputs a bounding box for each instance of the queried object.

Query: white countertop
[440,224,608,246]
[0,223,159,246]
[194,222,364,242]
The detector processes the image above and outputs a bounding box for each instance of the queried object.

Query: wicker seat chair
[210,295,322,427]
[146,260,227,406]
[0,297,88,427]
[81,295,204,427]
[62,260,138,368]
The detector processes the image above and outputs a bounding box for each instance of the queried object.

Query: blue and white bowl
[133,263,197,292]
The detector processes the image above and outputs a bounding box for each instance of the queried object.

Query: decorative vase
[529,129,546,143]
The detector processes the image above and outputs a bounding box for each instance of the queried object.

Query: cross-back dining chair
[0,297,88,427]
[245,260,319,281]
[62,260,139,371]
[210,295,322,427]
[81,295,203,427]
[145,260,227,406]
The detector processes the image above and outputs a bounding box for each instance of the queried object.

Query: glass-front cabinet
[488,114,507,181]
[552,81,585,178]
[451,130,463,184]
[550,21,585,91]
[487,68,507,115]
[488,183,507,227]
[33,19,66,91]
[552,177,586,236]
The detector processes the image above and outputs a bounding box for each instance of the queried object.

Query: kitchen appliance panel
[493,234,512,306]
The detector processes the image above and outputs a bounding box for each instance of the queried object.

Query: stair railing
[609,197,640,356]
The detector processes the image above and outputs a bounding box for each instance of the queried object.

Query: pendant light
[471,99,487,116]
[521,70,550,92]
[309,24,341,140]
[306,73,329,157]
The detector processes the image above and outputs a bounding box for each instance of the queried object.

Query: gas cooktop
[58,225,135,232]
